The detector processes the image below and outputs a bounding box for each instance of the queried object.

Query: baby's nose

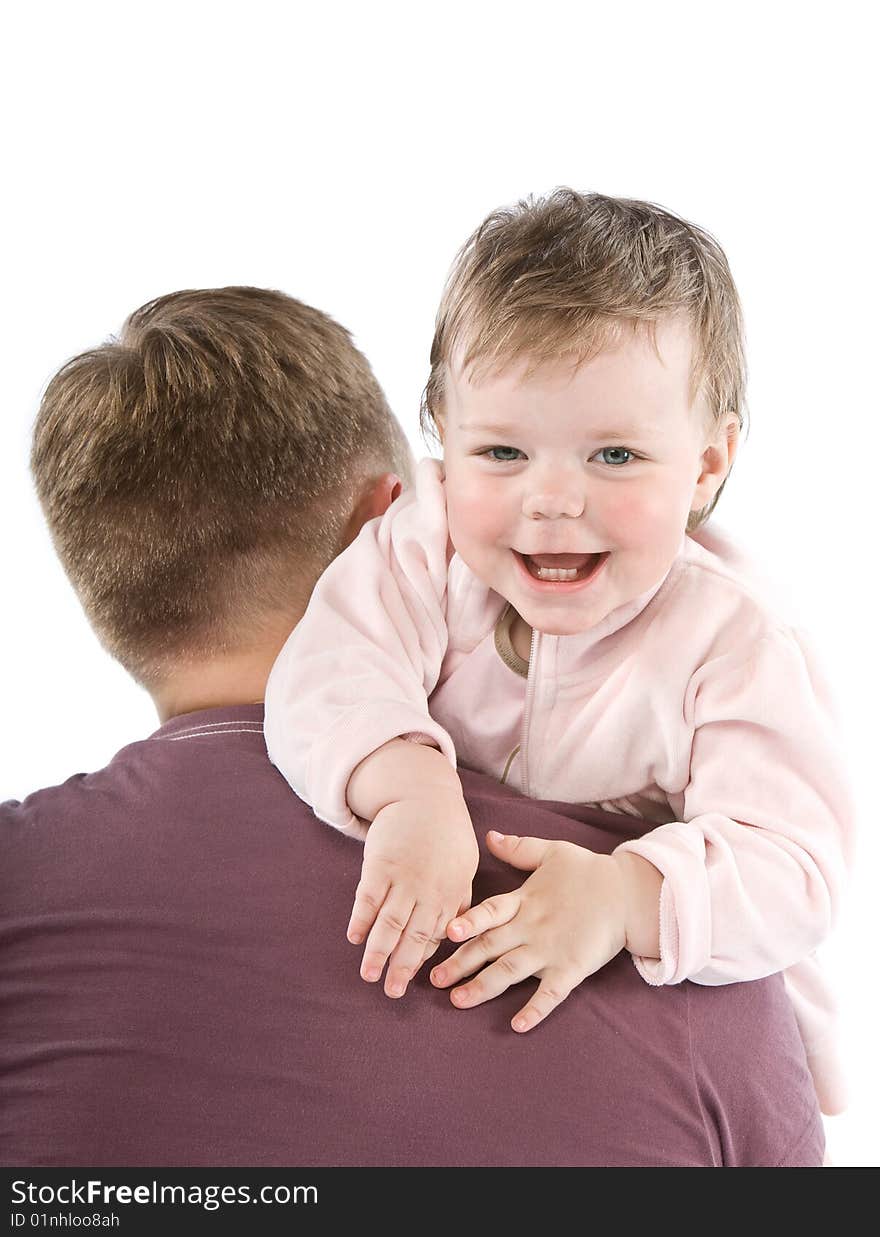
[522,474,585,520]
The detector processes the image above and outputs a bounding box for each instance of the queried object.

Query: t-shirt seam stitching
[154,725,264,742]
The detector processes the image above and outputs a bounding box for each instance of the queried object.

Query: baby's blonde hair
[422,189,748,530]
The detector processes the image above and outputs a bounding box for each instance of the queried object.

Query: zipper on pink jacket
[519,628,540,798]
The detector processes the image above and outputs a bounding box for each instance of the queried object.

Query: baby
[264,190,852,1114]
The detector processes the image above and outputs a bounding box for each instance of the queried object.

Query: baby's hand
[430,831,627,1031]
[347,791,479,998]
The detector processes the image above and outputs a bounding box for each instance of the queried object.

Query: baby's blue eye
[596,447,634,466]
[482,446,523,462]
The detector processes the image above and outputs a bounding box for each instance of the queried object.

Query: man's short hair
[422,189,748,529]
[31,287,413,686]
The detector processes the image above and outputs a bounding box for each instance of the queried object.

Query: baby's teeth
[535,567,578,581]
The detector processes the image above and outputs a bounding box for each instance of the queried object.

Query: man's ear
[338,472,404,551]
[690,417,740,513]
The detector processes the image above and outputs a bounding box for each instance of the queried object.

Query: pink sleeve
[614,626,854,986]
[263,459,457,838]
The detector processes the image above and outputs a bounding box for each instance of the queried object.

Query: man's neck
[150,618,303,723]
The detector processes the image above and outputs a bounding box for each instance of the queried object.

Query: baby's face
[439,317,730,636]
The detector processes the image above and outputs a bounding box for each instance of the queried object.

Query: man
[0,288,823,1166]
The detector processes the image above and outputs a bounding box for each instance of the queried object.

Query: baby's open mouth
[518,552,606,582]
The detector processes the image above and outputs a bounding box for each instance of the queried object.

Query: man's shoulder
[0,707,275,834]
[2,767,102,821]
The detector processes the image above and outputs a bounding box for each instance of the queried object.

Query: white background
[1,0,876,1166]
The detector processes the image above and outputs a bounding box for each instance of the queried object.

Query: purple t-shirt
[0,705,823,1167]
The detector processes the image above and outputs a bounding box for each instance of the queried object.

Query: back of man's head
[30,287,412,688]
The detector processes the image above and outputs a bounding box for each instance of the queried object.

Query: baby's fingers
[511,973,576,1033]
[446,891,520,944]
[358,890,416,984]
[383,906,447,998]
[431,922,519,990]
[414,910,454,974]
[445,945,535,1008]
[347,871,391,946]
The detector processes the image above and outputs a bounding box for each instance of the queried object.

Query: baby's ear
[692,416,739,509]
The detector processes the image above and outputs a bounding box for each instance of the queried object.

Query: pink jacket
[265,459,854,1115]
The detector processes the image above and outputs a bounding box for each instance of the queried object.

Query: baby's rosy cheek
[449,485,508,534]
[598,493,659,544]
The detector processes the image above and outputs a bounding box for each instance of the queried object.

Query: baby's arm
[264,460,456,837]
[264,461,482,991]
[345,738,479,996]
[432,627,852,1033]
[614,625,854,987]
